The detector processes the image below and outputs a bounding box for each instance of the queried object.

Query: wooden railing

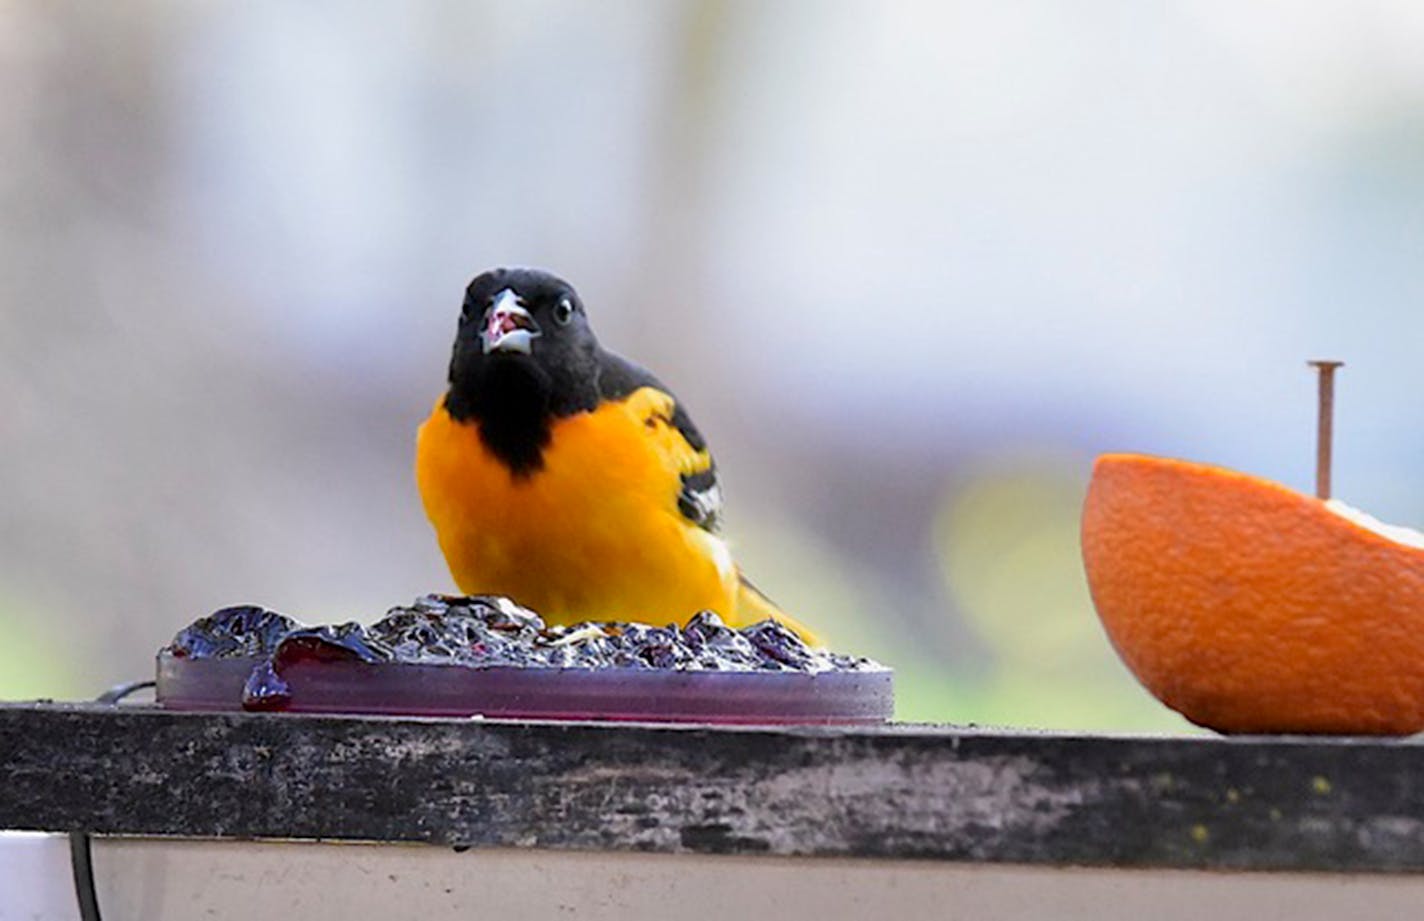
[4,702,1424,872]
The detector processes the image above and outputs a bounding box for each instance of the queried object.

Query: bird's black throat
[445,354,600,477]
[445,357,555,476]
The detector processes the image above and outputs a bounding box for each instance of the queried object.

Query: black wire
[69,834,102,921]
[70,679,156,921]
[94,679,156,706]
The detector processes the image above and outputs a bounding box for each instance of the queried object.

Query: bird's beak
[481,289,541,355]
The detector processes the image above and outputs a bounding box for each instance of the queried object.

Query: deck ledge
[3,702,1421,873]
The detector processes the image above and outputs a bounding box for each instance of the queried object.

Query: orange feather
[416,386,737,623]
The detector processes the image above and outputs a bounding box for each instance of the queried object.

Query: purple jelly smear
[240,623,384,710]
[168,605,299,659]
[158,594,889,718]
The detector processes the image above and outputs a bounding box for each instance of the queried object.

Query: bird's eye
[553,296,575,326]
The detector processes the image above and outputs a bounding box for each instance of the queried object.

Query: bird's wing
[597,351,723,533]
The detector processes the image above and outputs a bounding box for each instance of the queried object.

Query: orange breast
[415,389,736,626]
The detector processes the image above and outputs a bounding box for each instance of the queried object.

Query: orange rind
[1082,453,1424,735]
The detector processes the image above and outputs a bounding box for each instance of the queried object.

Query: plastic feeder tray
[156,597,894,726]
[156,655,894,725]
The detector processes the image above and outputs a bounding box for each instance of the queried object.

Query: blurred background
[3,0,1423,729]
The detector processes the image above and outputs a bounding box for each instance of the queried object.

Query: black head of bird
[445,267,605,474]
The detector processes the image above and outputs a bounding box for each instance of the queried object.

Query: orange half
[1082,453,1424,735]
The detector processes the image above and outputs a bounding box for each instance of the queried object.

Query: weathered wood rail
[2,702,1423,873]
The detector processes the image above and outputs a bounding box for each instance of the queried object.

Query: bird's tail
[732,572,821,647]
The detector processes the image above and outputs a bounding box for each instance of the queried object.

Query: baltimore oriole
[415,267,819,643]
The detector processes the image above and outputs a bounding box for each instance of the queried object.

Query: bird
[415,267,819,644]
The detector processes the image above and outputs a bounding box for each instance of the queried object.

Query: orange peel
[1082,453,1424,734]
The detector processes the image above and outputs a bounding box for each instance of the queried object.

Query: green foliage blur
[737,456,1199,731]
[0,596,81,702]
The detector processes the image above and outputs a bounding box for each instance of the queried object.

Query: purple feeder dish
[156,595,894,726]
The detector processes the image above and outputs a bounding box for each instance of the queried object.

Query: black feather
[445,357,554,477]
[677,465,723,532]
